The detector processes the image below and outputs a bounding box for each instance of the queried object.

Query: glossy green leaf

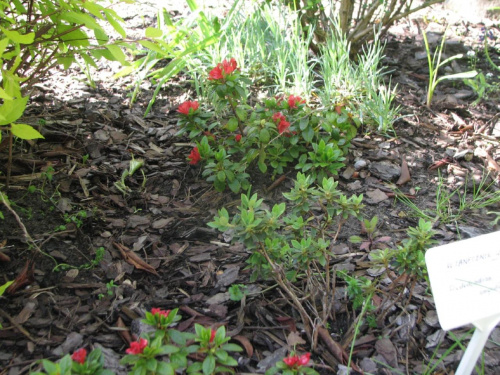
[10,124,44,140]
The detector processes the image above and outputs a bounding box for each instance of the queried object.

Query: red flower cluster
[235,134,242,142]
[151,307,171,318]
[272,112,291,135]
[126,338,148,355]
[287,95,305,109]
[177,100,199,115]
[283,352,311,368]
[208,58,238,81]
[188,147,201,165]
[71,348,87,364]
[209,329,216,343]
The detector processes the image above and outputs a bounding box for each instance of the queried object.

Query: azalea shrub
[266,352,319,375]
[29,307,243,375]
[177,58,358,193]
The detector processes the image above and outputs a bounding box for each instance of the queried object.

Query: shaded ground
[1,1,500,374]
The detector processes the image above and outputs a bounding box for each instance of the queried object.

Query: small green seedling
[423,26,477,107]
[114,155,146,195]
[349,216,392,251]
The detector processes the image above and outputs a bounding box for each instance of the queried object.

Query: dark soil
[1,1,500,374]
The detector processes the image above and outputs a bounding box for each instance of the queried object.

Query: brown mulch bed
[1,2,500,374]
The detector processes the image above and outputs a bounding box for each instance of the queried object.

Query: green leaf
[258,161,267,173]
[0,280,13,296]
[104,9,126,38]
[228,178,241,193]
[146,27,163,38]
[0,38,9,58]
[259,128,270,143]
[105,45,128,65]
[10,123,44,140]
[94,27,109,45]
[57,56,75,69]
[82,2,106,20]
[303,126,314,143]
[217,171,226,182]
[349,235,363,244]
[202,355,216,375]
[235,106,247,121]
[156,361,174,375]
[61,11,103,32]
[57,25,90,47]
[0,96,28,125]
[0,27,34,44]
[227,117,239,132]
[80,52,97,68]
[42,359,58,374]
[221,343,243,352]
[436,70,478,84]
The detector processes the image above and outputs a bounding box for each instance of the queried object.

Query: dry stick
[6,129,13,189]
[0,193,38,252]
[0,308,36,342]
[260,245,314,344]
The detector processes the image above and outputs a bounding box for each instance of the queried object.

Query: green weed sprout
[114,155,146,195]
[423,27,478,107]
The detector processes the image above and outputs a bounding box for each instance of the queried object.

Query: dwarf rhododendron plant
[177,100,199,115]
[71,348,87,364]
[126,338,148,355]
[176,58,357,192]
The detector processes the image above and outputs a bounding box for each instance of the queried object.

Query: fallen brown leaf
[233,335,253,358]
[396,158,411,185]
[116,316,132,344]
[113,242,159,276]
[6,260,35,294]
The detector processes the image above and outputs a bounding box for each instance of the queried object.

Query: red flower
[222,58,237,75]
[126,338,148,355]
[209,329,216,343]
[288,95,305,109]
[298,352,311,366]
[71,348,87,364]
[151,308,171,318]
[208,65,223,80]
[283,352,310,368]
[283,355,298,367]
[278,120,290,134]
[235,134,242,142]
[208,58,238,81]
[177,100,199,115]
[188,147,201,165]
[272,112,286,124]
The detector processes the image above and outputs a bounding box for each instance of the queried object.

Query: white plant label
[425,230,500,331]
